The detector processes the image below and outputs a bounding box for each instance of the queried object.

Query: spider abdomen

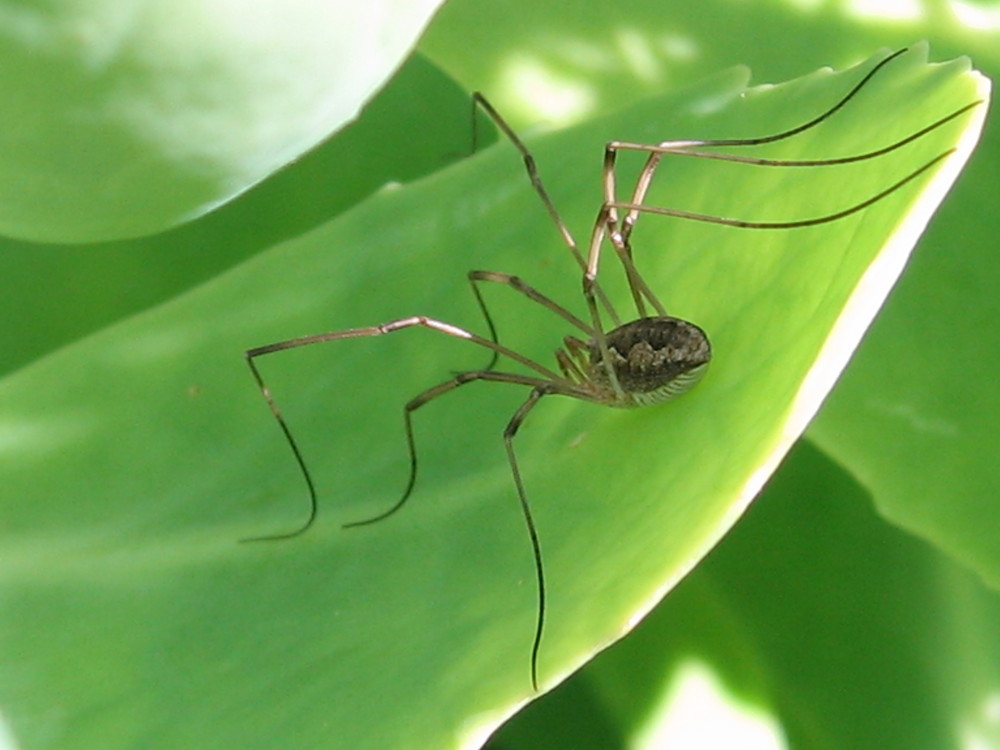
[589,317,712,407]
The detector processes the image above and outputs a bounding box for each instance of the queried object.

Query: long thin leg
[593,102,968,319]
[678,47,911,150]
[472,93,621,327]
[608,148,953,230]
[468,269,598,372]
[582,203,625,400]
[598,147,666,319]
[502,385,553,691]
[610,48,911,245]
[351,373,560,691]
[610,99,980,172]
[612,100,982,252]
[242,354,319,542]
[343,370,579,528]
[466,273,501,372]
[594,49,908,316]
[593,49,978,318]
[472,94,585,270]
[244,317,579,541]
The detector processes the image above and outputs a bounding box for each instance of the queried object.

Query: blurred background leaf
[0,0,446,242]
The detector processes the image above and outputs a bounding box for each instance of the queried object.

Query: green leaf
[0,0,445,243]
[0,48,984,749]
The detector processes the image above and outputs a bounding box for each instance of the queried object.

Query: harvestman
[244,49,978,690]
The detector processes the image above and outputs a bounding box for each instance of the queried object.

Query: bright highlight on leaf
[634,661,786,750]
[0,45,987,750]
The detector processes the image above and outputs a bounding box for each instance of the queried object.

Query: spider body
[577,317,712,407]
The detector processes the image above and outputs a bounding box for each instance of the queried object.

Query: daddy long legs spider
[244,48,980,691]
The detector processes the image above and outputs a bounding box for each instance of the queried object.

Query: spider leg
[344,373,564,692]
[468,269,597,372]
[502,385,556,692]
[472,94,583,268]
[612,48,911,248]
[593,48,977,320]
[242,353,319,542]
[577,143,956,373]
[598,146,665,319]
[607,148,953,231]
[471,93,622,327]
[343,370,577,528]
[466,272,501,372]
[244,316,579,541]
[581,203,626,400]
[610,99,981,253]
